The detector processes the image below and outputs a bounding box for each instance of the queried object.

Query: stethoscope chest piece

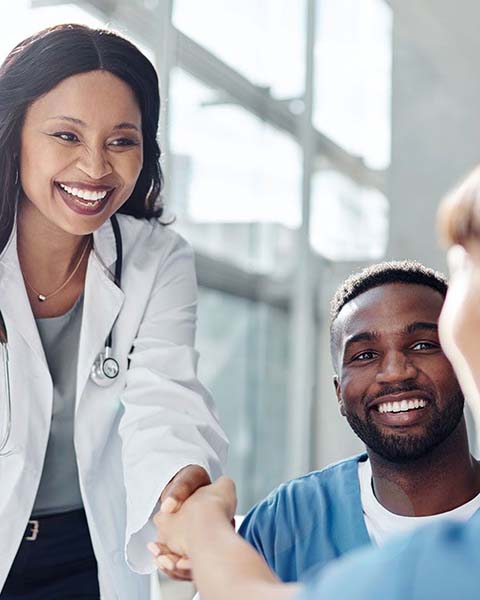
[0,215,123,456]
[89,214,122,388]
[90,347,120,387]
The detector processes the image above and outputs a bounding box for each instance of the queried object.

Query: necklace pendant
[37,294,47,302]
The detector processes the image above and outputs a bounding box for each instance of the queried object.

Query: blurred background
[1,0,479,596]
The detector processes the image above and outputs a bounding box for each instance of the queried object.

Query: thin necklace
[23,237,92,303]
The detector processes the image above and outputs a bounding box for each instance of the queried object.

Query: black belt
[24,508,86,542]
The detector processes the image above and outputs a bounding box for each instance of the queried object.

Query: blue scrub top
[239,454,371,582]
[296,510,480,600]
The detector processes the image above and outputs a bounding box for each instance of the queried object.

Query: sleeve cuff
[124,456,214,574]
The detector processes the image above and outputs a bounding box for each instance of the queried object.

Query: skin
[332,282,480,516]
[154,477,299,600]
[157,465,211,580]
[15,69,209,566]
[17,70,143,318]
[153,267,480,600]
[155,281,480,577]
[439,243,480,410]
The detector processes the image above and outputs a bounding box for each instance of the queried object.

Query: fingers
[176,557,193,570]
[147,542,160,557]
[152,474,237,568]
[212,476,236,498]
[147,543,193,580]
[160,496,180,514]
[152,512,180,556]
[210,476,238,516]
[148,540,180,560]
[160,465,211,513]
[157,563,193,581]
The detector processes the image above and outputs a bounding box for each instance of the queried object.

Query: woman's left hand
[148,464,211,580]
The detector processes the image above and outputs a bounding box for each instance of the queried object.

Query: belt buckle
[25,519,39,541]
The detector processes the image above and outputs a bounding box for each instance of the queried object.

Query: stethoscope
[0,215,123,456]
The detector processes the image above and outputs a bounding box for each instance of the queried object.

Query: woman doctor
[0,23,227,599]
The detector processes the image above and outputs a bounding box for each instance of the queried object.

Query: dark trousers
[0,509,100,599]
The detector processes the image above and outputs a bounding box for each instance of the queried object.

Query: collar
[0,215,118,274]
[92,217,117,270]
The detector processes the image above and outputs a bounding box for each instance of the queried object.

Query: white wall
[387,0,480,268]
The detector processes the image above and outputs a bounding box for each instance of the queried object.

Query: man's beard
[345,390,465,462]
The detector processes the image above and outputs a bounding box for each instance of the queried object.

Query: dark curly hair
[330,260,448,325]
[0,23,163,251]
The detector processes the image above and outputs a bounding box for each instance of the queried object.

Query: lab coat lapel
[0,228,47,369]
[76,220,125,404]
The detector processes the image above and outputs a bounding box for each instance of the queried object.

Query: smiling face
[19,70,143,236]
[332,282,464,462]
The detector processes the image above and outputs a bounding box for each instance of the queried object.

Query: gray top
[32,295,84,516]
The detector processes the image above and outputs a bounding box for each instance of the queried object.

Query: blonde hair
[438,165,480,247]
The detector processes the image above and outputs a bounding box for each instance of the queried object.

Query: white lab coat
[0,214,228,599]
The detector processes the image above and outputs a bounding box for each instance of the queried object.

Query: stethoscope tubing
[106,214,123,351]
[0,215,122,455]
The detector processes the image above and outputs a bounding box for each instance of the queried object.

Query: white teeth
[378,399,427,413]
[59,183,108,202]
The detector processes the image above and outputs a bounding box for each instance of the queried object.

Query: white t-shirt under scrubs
[358,458,480,545]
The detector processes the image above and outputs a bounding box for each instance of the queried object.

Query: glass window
[311,169,388,260]
[196,288,289,511]
[0,2,154,69]
[169,68,301,275]
[0,1,104,63]
[173,0,306,99]
[314,0,392,170]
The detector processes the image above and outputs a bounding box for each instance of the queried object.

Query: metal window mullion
[153,0,175,207]
[286,0,318,480]
[174,29,385,192]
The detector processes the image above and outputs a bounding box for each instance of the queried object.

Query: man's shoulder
[244,453,366,519]
[266,453,366,502]
[239,453,369,582]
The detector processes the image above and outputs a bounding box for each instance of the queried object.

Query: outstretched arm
[118,232,228,573]
[153,478,301,600]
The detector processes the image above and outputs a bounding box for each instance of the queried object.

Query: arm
[238,487,298,581]
[154,478,301,600]
[156,482,480,600]
[119,233,229,572]
[294,517,480,600]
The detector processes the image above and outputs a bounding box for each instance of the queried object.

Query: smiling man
[239,261,480,583]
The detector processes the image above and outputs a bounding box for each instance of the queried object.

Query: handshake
[148,468,237,580]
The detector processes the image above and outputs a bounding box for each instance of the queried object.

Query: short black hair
[330,260,448,326]
[329,260,448,370]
